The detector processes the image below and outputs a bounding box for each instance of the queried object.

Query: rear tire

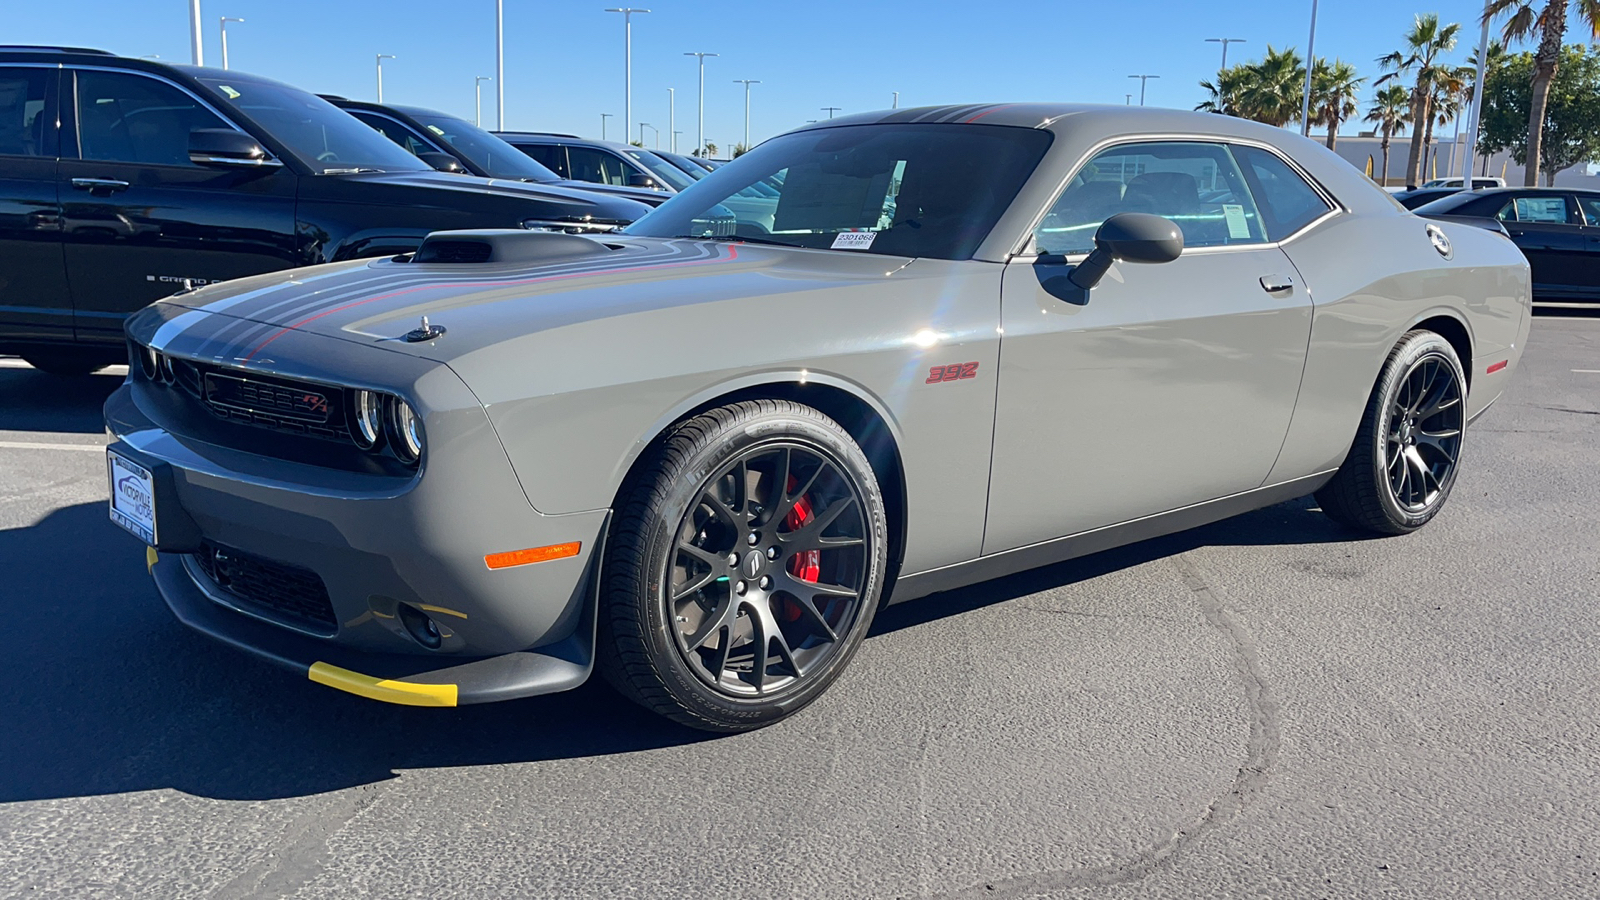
[1316,329,1466,534]
[21,351,113,376]
[597,400,888,733]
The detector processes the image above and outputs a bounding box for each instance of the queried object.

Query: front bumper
[104,323,611,705]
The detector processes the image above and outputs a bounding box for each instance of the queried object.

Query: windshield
[621,149,697,191]
[625,123,1052,260]
[409,113,560,182]
[201,78,429,174]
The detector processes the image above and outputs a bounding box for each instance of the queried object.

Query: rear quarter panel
[1266,212,1530,483]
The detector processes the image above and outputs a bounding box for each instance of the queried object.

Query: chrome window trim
[1013,133,1345,260]
[64,63,278,166]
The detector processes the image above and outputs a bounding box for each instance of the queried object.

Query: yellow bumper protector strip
[147,547,158,571]
[308,662,459,707]
[418,604,469,620]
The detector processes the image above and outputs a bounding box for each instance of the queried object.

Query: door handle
[1260,274,1296,293]
[71,177,131,193]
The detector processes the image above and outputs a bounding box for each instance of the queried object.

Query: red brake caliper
[780,477,822,622]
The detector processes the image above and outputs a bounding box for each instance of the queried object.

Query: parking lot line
[0,441,106,453]
[1573,369,1600,374]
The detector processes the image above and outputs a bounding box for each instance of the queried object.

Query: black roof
[0,45,114,55]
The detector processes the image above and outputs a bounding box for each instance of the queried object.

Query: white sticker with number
[1222,204,1251,239]
[831,231,877,250]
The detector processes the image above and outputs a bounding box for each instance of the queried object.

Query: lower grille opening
[192,541,337,635]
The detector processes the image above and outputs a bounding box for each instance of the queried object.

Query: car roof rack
[0,45,115,55]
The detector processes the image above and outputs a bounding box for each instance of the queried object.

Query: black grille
[192,541,337,634]
[201,371,346,440]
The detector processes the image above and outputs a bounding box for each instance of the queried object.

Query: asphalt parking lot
[1,315,1597,900]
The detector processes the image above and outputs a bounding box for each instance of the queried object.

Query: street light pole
[376,54,395,103]
[1462,1,1493,184]
[733,79,760,148]
[607,9,651,145]
[1125,93,1133,105]
[1300,0,1319,137]
[189,0,204,66]
[475,76,492,127]
[821,106,841,118]
[892,91,899,109]
[1127,74,1159,106]
[683,52,718,154]
[1204,37,1246,70]
[495,0,504,130]
[219,17,243,70]
[641,122,657,148]
[668,87,676,152]
[600,113,612,141]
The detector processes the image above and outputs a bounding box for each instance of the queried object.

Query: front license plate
[107,449,158,545]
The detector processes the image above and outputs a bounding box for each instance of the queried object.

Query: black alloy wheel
[598,400,888,732]
[1317,329,1467,534]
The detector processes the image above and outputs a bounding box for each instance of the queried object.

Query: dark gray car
[104,104,1529,732]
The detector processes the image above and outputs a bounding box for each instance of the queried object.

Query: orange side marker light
[484,541,582,570]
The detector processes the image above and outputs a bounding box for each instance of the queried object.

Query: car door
[57,67,297,344]
[984,140,1314,554]
[565,145,634,187]
[1574,194,1600,294]
[1495,193,1587,296]
[0,64,71,344]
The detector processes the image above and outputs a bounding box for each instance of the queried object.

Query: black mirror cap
[626,173,659,189]
[418,151,467,174]
[1095,212,1184,264]
[188,128,273,166]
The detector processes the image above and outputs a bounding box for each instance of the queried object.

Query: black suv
[494,133,699,195]
[0,47,649,374]
[329,99,668,208]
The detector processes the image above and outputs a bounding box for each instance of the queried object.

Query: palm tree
[1423,65,1471,180]
[1196,64,1247,116]
[1235,45,1306,127]
[1482,0,1600,185]
[1309,58,1364,150]
[1365,84,1412,184]
[1377,14,1463,187]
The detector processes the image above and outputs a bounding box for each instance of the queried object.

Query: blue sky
[12,1,1508,149]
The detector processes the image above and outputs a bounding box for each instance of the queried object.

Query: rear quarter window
[1232,144,1334,240]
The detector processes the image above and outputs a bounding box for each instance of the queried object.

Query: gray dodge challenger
[105,104,1530,731]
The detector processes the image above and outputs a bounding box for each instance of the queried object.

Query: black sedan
[330,99,667,207]
[1393,187,1461,210]
[1415,188,1600,305]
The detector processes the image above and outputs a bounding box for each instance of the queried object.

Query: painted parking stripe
[1573,369,1600,374]
[0,441,107,452]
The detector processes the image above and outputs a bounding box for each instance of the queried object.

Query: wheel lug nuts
[735,581,747,595]
[759,576,771,590]
[727,553,739,567]
[767,546,780,560]
[747,532,760,545]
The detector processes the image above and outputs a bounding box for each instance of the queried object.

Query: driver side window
[1036,141,1266,255]
[75,70,231,167]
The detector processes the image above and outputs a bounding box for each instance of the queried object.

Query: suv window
[1232,144,1333,240]
[1503,195,1574,224]
[351,111,433,156]
[516,143,566,177]
[75,70,231,167]
[1037,141,1266,255]
[566,146,628,186]
[1577,195,1600,226]
[0,68,50,157]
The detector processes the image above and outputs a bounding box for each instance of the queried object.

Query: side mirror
[418,151,467,174]
[1067,213,1184,291]
[188,128,280,168]
[627,172,659,189]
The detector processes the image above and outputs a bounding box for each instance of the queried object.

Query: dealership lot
[0,316,1596,898]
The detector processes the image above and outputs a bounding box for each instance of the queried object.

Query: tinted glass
[1233,144,1333,240]
[75,71,230,166]
[0,68,49,157]
[622,149,696,190]
[626,123,1053,261]
[200,77,428,174]
[1578,196,1600,226]
[410,113,560,182]
[1037,141,1265,255]
[566,146,629,186]
[513,143,567,177]
[1513,195,1574,224]
[351,111,432,155]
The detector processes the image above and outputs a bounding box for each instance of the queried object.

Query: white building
[1310,132,1600,190]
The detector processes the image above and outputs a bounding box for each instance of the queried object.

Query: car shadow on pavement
[0,366,126,435]
[1,495,1360,804]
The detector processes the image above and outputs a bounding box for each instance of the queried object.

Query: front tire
[1316,329,1467,534]
[598,400,889,732]
[21,350,113,376]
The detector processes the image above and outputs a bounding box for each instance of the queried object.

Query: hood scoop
[411,229,615,265]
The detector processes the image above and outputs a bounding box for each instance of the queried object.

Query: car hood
[150,237,922,366]
[323,170,651,221]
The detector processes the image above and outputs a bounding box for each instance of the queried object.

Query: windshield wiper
[321,167,385,174]
[724,234,802,248]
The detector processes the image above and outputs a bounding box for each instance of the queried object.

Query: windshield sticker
[1222,204,1250,239]
[217,85,242,99]
[427,125,446,136]
[831,231,877,250]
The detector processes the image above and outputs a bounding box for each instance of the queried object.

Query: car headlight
[348,389,383,449]
[385,396,423,463]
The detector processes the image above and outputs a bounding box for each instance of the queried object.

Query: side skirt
[888,470,1337,605]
